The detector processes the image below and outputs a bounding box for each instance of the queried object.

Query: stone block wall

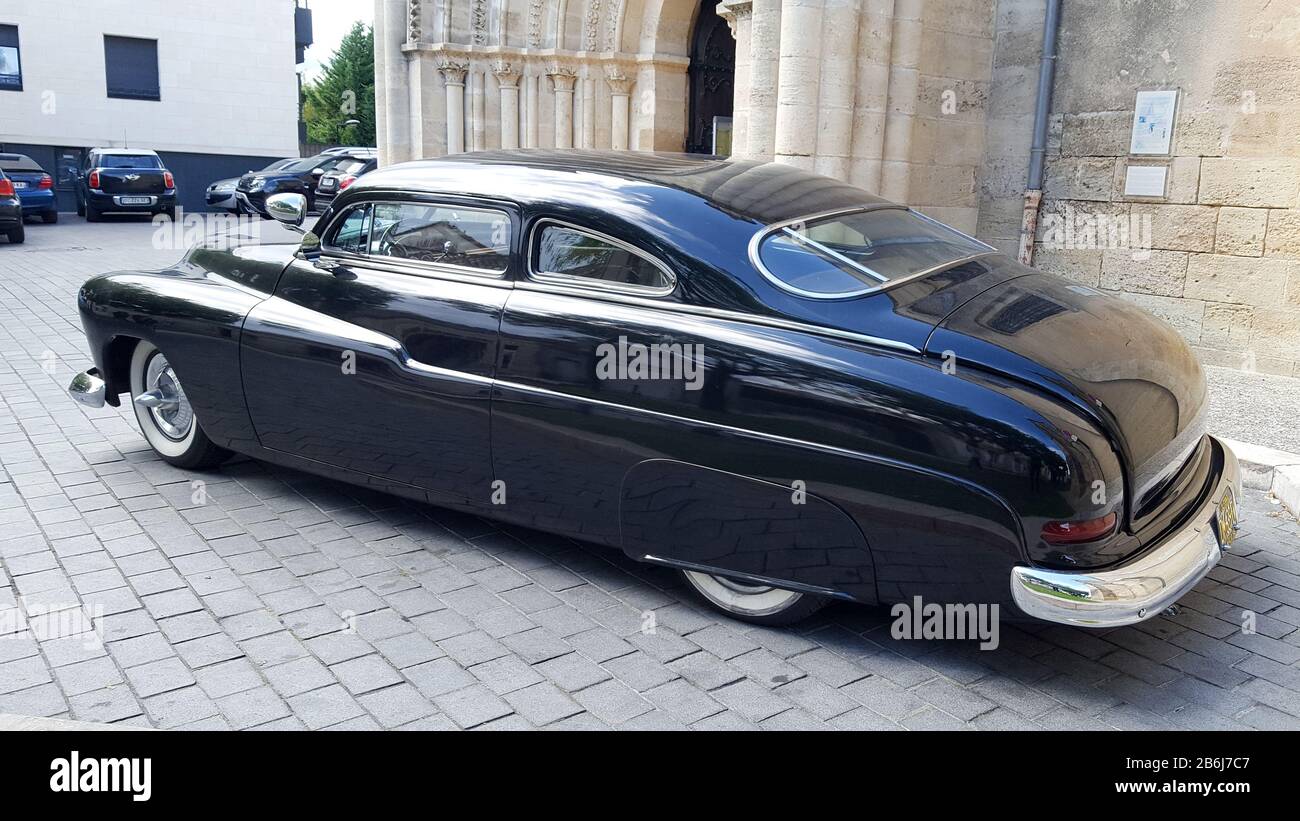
[994,0,1300,377]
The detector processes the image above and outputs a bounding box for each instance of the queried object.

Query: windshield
[99,154,162,169]
[755,207,994,298]
[260,158,295,172]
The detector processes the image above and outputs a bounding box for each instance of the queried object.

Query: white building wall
[0,0,299,156]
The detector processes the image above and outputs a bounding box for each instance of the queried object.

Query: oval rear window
[755,208,994,298]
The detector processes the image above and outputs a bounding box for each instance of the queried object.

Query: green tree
[302,22,376,145]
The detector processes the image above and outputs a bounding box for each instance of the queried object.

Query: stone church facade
[376,0,1300,377]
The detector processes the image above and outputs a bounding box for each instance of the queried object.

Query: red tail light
[38,174,53,190]
[89,169,101,189]
[1042,512,1118,545]
[163,171,174,189]
[0,178,13,197]
[339,175,358,190]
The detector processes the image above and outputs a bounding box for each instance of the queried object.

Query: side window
[325,204,371,255]
[369,202,510,273]
[532,223,674,293]
[0,25,22,92]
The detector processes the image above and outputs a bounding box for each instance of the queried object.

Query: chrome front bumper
[68,368,107,408]
[1010,436,1241,628]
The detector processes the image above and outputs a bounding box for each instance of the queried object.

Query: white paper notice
[1124,165,1168,197]
[1130,90,1178,155]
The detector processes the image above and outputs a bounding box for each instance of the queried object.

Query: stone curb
[1221,438,1300,519]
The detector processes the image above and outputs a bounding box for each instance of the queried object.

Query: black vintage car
[75,149,177,221]
[236,150,376,217]
[66,151,1241,627]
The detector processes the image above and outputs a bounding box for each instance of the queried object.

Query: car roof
[0,153,42,171]
[352,149,890,227]
[94,149,161,156]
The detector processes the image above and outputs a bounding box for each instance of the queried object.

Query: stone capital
[604,71,633,96]
[437,60,468,86]
[717,0,753,36]
[492,61,521,88]
[547,65,578,93]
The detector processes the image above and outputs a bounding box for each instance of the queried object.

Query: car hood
[926,272,1208,532]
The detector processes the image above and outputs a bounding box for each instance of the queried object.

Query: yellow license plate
[1216,489,1239,546]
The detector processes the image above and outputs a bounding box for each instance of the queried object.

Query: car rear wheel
[76,199,85,217]
[85,204,101,223]
[680,570,827,625]
[42,210,58,224]
[7,225,24,244]
[128,341,231,469]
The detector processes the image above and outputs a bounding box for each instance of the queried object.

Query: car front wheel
[128,341,230,469]
[7,224,24,243]
[680,570,827,626]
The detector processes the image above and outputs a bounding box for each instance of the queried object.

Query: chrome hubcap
[136,354,193,440]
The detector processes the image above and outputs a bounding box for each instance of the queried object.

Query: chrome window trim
[319,198,513,280]
[526,217,677,297]
[512,278,920,355]
[747,204,1000,300]
[321,202,374,256]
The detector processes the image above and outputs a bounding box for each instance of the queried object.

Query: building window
[0,25,21,92]
[104,35,159,101]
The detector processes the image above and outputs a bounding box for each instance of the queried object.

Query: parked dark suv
[75,149,177,221]
[235,149,375,217]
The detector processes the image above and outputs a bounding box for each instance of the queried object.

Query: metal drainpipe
[1017,0,1063,266]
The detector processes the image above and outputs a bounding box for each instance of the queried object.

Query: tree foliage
[302,22,376,145]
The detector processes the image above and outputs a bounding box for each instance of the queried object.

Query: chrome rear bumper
[68,368,107,408]
[1010,436,1241,627]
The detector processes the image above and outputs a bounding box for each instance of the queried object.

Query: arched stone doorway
[685,0,735,154]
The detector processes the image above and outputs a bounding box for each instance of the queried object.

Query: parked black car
[75,149,177,221]
[0,169,24,243]
[314,155,378,210]
[0,153,58,224]
[66,151,1241,627]
[207,158,296,213]
[235,150,375,217]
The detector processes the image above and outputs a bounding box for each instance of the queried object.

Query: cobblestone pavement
[2,218,1300,731]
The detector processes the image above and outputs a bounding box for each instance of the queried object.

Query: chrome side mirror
[265,193,307,228]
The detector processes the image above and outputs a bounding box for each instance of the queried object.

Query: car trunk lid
[98,169,168,194]
[926,272,1208,533]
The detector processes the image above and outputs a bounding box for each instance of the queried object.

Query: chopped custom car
[75,149,177,221]
[0,169,24,243]
[67,151,1241,627]
[0,152,58,224]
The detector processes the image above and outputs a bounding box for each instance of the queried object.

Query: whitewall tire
[128,341,230,469]
[681,570,827,625]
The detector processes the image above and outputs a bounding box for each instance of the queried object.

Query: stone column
[379,0,412,165]
[718,1,754,157]
[774,0,825,168]
[606,72,632,150]
[813,0,861,179]
[525,73,540,148]
[549,66,577,149]
[581,77,596,149]
[439,61,468,154]
[880,0,923,203]
[494,62,522,149]
[747,0,782,160]
[471,70,487,152]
